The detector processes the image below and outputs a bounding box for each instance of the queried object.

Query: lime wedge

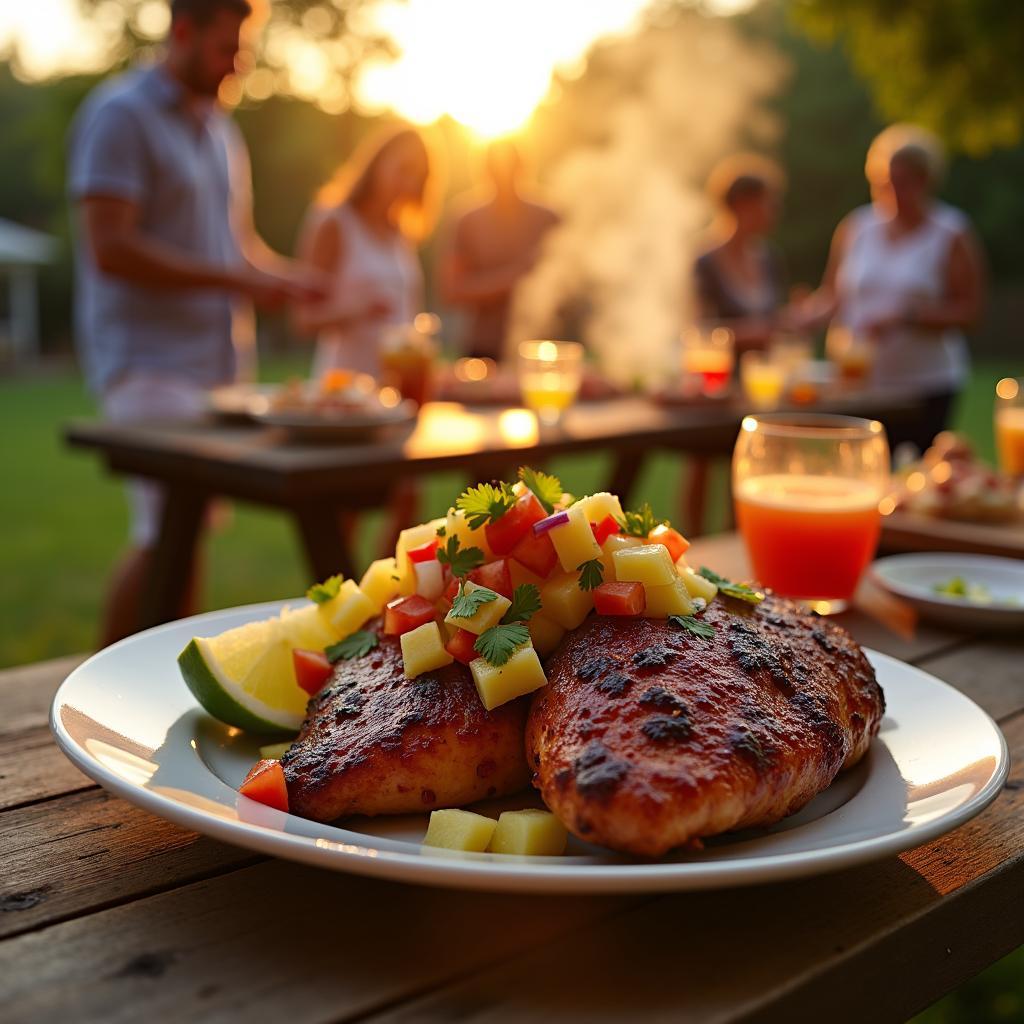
[279,602,337,652]
[177,618,308,735]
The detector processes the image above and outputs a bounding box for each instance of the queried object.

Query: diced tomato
[648,524,690,563]
[239,759,289,812]
[445,627,480,665]
[407,537,441,564]
[593,581,646,617]
[292,648,333,696]
[442,576,461,604]
[511,527,559,578]
[469,558,514,599]
[383,594,437,635]
[591,514,621,546]
[485,492,546,555]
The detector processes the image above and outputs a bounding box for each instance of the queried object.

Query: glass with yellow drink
[995,377,1024,476]
[518,341,583,425]
[733,413,890,614]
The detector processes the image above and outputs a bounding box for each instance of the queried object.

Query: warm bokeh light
[353,0,651,136]
[996,377,1019,401]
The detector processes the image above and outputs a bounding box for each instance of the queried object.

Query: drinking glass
[995,377,1024,476]
[518,340,583,425]
[733,413,890,614]
[825,325,874,386]
[739,351,785,409]
[681,325,734,396]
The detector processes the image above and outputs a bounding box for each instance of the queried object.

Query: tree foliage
[792,0,1024,155]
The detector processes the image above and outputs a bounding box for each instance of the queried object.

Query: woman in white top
[296,126,434,379]
[789,124,985,451]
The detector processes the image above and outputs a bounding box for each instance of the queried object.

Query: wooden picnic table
[2,533,1021,1023]
[65,389,925,632]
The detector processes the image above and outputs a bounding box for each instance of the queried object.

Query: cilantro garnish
[474,622,531,666]
[503,583,542,624]
[449,581,499,619]
[668,614,716,639]
[436,524,447,537]
[518,466,563,514]
[326,630,378,662]
[456,481,517,530]
[615,502,668,538]
[306,574,343,604]
[577,558,605,591]
[698,567,765,605]
[436,535,485,579]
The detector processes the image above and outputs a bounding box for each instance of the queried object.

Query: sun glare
[353,0,651,137]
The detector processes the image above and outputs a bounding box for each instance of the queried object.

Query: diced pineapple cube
[574,491,625,525]
[470,644,548,710]
[359,557,405,612]
[644,577,696,617]
[527,612,566,658]
[540,571,594,630]
[444,580,511,635]
[598,534,643,582]
[400,621,454,678]
[613,543,677,587]
[445,507,493,560]
[680,567,718,603]
[489,809,568,856]
[508,559,545,590]
[549,503,602,572]
[422,809,496,852]
[279,602,337,650]
[322,579,375,637]
[396,518,446,577]
[258,741,292,760]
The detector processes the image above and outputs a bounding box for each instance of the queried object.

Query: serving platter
[51,601,1008,893]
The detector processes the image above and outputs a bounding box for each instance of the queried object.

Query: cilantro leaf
[436,524,446,537]
[326,630,378,662]
[698,567,765,605]
[474,622,531,666]
[456,481,517,530]
[668,614,716,639]
[615,501,668,538]
[576,558,605,591]
[518,466,563,514]
[449,581,499,619]
[436,535,485,579]
[306,574,344,604]
[503,583,542,624]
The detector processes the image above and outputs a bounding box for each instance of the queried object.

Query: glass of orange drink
[825,325,874,386]
[682,325,735,396]
[733,413,890,614]
[995,377,1024,477]
[518,341,583,426]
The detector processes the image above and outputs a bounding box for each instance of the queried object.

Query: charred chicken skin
[283,624,529,821]
[526,595,884,856]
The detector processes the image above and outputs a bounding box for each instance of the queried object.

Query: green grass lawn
[0,355,1019,1020]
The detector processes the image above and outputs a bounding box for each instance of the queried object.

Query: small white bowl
[871,553,1024,631]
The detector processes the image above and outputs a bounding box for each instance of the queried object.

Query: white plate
[50,602,1008,894]
[871,553,1024,632]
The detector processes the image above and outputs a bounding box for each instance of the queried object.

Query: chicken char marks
[284,623,529,821]
[526,595,884,856]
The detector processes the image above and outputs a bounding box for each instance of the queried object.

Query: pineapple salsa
[177,466,764,835]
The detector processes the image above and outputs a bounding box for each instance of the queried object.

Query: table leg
[606,450,647,507]
[294,503,356,582]
[138,487,208,630]
[684,457,711,536]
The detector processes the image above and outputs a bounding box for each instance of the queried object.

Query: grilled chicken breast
[283,624,529,821]
[526,595,884,856]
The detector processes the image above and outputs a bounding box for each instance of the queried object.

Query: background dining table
[65,388,925,633]
[2,533,1021,1023]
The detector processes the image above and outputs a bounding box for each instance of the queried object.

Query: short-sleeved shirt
[68,65,250,393]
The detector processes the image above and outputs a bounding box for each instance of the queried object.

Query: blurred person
[694,155,787,350]
[786,124,985,451]
[295,126,435,379]
[437,139,558,360]
[68,0,324,645]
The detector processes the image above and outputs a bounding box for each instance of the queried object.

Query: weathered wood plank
[0,861,635,1024]
[0,726,94,810]
[366,711,1024,1024]
[0,655,86,739]
[914,639,1024,724]
[0,787,258,939]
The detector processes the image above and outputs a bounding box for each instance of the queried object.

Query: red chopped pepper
[593,581,646,617]
[239,759,289,812]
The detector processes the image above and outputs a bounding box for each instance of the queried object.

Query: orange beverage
[735,475,881,602]
[995,378,1024,476]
